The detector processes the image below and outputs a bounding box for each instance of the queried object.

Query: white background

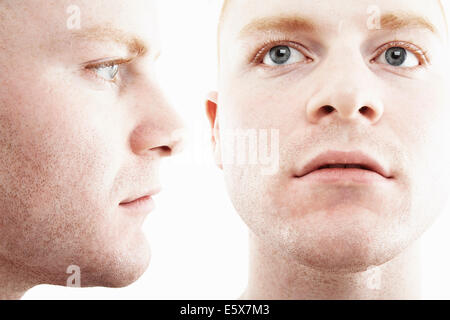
[24,0,450,299]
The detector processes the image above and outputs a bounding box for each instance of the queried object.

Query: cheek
[0,73,125,264]
[221,75,305,130]
[384,78,450,223]
[387,77,450,173]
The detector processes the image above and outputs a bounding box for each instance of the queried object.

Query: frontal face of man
[211,0,450,272]
[0,0,183,287]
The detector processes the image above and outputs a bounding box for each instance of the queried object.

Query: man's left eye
[376,47,419,68]
[93,64,120,81]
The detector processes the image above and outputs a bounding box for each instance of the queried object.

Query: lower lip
[295,168,390,184]
[119,195,155,214]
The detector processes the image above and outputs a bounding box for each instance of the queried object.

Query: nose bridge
[129,78,185,157]
[324,43,370,103]
[306,43,384,124]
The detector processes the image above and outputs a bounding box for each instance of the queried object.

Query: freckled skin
[0,0,184,298]
[208,0,450,298]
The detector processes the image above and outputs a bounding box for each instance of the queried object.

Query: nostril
[360,106,369,114]
[319,105,335,116]
[324,105,334,113]
[159,145,172,156]
[359,106,376,119]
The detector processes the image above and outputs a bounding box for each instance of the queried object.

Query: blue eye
[263,45,306,66]
[93,64,119,81]
[377,47,419,67]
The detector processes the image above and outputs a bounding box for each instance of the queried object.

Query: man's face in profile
[0,0,183,289]
[209,0,450,272]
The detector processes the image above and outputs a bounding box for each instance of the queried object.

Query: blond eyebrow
[71,25,148,57]
[239,15,316,38]
[238,12,439,38]
[380,12,437,33]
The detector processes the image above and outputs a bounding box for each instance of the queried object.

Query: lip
[119,187,161,214]
[294,150,393,183]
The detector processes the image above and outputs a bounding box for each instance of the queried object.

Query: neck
[242,233,421,300]
[0,259,33,300]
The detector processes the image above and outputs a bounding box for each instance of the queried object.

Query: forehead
[1,0,160,53]
[220,0,447,42]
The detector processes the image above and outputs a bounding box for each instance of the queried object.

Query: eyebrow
[71,26,148,57]
[239,15,316,37]
[238,12,439,38]
[380,12,437,33]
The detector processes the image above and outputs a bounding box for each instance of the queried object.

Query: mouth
[119,188,161,214]
[294,151,393,183]
[316,164,372,170]
[119,195,156,215]
[120,195,152,206]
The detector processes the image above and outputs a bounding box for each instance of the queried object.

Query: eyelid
[251,40,312,65]
[82,57,134,85]
[371,41,430,67]
[83,57,133,70]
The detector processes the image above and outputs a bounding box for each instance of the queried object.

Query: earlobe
[205,91,223,170]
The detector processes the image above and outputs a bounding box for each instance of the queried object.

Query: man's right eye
[263,45,306,66]
[83,58,132,84]
[93,64,119,81]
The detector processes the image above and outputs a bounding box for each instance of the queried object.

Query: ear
[205,91,223,170]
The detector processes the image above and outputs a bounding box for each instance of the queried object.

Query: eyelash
[371,40,430,68]
[252,38,311,65]
[83,57,133,85]
[251,39,430,70]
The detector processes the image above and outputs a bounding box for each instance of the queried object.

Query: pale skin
[207,0,450,299]
[0,0,184,299]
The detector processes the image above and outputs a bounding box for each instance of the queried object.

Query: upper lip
[119,187,162,205]
[295,150,393,179]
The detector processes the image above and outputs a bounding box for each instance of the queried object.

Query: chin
[295,235,399,274]
[85,256,150,288]
[77,237,152,288]
[259,208,414,274]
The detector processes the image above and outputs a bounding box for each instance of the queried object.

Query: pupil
[385,47,406,66]
[270,46,291,64]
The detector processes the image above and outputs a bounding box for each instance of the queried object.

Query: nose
[130,83,185,157]
[306,49,384,125]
